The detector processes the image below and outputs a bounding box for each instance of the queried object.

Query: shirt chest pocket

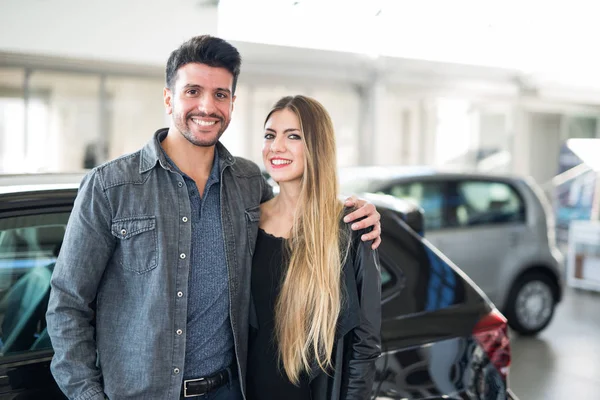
[111,216,158,274]
[245,206,261,257]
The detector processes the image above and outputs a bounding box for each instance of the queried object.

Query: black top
[247,229,311,400]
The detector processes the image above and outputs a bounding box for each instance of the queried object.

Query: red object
[473,309,511,379]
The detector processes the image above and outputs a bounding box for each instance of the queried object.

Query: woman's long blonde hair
[265,95,347,384]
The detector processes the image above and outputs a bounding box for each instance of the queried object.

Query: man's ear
[231,94,236,113]
[164,87,173,115]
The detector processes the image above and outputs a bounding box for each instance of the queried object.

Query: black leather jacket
[247,219,381,400]
[310,225,382,400]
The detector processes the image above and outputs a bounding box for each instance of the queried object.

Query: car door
[430,179,527,301]
[0,191,72,399]
[373,206,494,399]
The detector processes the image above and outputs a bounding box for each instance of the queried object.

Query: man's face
[164,63,236,147]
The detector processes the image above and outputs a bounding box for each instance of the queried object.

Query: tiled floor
[510,287,600,400]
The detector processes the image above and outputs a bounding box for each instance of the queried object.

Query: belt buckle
[183,377,206,398]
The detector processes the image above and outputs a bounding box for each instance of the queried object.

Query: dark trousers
[182,373,243,400]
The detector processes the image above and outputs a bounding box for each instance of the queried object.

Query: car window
[451,181,525,227]
[380,264,398,294]
[377,224,469,318]
[0,212,69,356]
[379,182,446,231]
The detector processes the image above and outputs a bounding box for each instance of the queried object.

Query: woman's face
[262,108,305,185]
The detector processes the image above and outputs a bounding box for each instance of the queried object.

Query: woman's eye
[288,134,301,140]
[264,133,275,140]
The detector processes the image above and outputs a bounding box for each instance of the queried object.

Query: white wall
[30,72,100,172]
[0,0,218,64]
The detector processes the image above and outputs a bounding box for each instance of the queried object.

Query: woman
[247,95,381,400]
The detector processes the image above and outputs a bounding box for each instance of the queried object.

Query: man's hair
[265,95,347,384]
[165,35,242,93]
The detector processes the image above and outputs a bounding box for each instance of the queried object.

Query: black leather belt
[181,368,231,397]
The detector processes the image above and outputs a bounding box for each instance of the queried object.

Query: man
[46,35,381,400]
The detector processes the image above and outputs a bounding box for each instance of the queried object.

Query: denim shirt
[161,146,235,378]
[46,128,273,400]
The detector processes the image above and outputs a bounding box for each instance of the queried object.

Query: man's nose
[197,93,216,114]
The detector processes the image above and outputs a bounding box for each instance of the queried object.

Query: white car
[339,166,564,336]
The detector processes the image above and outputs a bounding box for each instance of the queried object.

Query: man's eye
[216,92,228,99]
[187,89,198,95]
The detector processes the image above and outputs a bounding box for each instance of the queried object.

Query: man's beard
[174,111,229,147]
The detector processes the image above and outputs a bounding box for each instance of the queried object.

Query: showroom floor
[510,286,600,399]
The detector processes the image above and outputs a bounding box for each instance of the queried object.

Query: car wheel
[505,273,556,336]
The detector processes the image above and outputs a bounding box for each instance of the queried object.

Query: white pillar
[244,85,256,161]
[511,105,531,177]
[357,71,385,166]
[419,99,438,165]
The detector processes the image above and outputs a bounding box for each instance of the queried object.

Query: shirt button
[176,329,183,335]
[180,253,186,259]
[177,291,183,298]
[178,182,183,188]
[182,217,188,223]
[173,368,180,374]
[120,229,126,236]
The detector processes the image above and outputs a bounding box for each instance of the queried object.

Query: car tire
[504,272,557,336]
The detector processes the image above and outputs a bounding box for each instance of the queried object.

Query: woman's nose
[271,136,284,152]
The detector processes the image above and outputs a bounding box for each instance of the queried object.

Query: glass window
[105,76,166,162]
[378,249,404,300]
[0,68,52,174]
[309,87,360,167]
[380,182,446,230]
[377,225,469,317]
[451,181,525,227]
[0,212,69,356]
[567,116,597,139]
[29,71,101,172]
[380,265,394,291]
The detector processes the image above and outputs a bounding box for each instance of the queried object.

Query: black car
[0,174,516,399]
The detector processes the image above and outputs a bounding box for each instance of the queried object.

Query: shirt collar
[140,128,234,175]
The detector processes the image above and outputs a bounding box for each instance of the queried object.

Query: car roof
[0,172,87,194]
[357,192,422,215]
[338,165,521,181]
[0,171,424,221]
